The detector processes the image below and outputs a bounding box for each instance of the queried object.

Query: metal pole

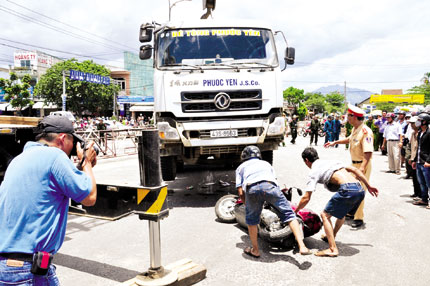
[62,70,66,111]
[344,81,347,107]
[148,221,162,269]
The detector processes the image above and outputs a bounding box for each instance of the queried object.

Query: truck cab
[140,20,294,180]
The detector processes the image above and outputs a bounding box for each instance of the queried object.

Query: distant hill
[313,85,373,105]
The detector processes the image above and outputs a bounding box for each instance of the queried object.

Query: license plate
[210,129,238,138]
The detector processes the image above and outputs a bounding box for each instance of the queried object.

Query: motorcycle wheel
[215,194,238,223]
[302,132,308,137]
[259,217,304,242]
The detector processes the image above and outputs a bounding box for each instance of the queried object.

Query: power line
[294,61,430,70]
[284,80,419,84]
[0,5,132,53]
[5,0,136,52]
[0,38,153,70]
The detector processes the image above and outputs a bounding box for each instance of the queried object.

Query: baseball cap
[38,115,84,143]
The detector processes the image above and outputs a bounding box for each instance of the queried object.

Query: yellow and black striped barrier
[135,184,169,221]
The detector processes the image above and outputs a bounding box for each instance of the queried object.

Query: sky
[0,0,429,94]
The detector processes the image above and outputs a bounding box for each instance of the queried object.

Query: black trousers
[379,132,387,155]
[407,161,421,196]
[290,129,297,143]
[310,131,318,145]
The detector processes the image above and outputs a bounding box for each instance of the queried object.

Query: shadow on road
[166,164,237,209]
[236,235,312,270]
[54,253,140,283]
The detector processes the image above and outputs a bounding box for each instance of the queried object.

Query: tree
[283,86,305,106]
[304,92,326,114]
[296,102,308,120]
[0,72,33,115]
[375,102,396,112]
[408,72,430,105]
[35,59,119,116]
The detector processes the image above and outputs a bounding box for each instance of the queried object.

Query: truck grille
[181,90,262,113]
[200,145,245,155]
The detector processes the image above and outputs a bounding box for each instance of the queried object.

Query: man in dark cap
[0,115,97,284]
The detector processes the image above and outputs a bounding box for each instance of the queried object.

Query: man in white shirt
[382,113,404,174]
[236,146,311,258]
[295,147,378,257]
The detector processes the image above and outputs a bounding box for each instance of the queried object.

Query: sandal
[243,247,260,258]
[413,200,428,206]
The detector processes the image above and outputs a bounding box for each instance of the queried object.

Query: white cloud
[0,0,429,93]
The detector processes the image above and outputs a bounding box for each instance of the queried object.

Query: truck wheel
[160,156,177,181]
[262,150,273,165]
[176,159,184,173]
[215,194,238,223]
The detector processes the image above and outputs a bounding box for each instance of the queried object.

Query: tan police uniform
[347,105,373,221]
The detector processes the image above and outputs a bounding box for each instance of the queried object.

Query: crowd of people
[287,105,430,215]
[73,114,153,131]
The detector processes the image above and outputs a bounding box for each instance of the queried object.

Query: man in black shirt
[412,112,430,208]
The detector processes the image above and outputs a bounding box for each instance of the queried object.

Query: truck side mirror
[285,47,295,65]
[139,45,153,60]
[139,25,153,43]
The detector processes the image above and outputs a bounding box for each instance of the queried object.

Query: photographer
[0,115,97,284]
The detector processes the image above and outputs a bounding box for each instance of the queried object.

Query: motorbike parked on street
[215,187,322,247]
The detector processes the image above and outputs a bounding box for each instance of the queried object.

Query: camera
[70,140,99,157]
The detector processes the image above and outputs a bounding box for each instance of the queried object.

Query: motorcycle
[215,187,322,247]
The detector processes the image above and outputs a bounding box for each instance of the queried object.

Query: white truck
[139,18,295,180]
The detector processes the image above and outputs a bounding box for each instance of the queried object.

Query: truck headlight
[267,117,285,136]
[158,122,180,141]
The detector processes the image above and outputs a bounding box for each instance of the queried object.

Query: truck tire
[160,156,177,181]
[215,194,238,223]
[262,150,273,165]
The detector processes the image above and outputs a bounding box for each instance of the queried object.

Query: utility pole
[62,70,66,111]
[344,81,347,107]
[169,0,191,21]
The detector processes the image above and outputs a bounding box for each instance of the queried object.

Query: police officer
[289,115,298,144]
[324,104,373,228]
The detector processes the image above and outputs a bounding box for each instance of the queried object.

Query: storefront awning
[32,102,58,109]
[129,103,154,112]
[0,103,8,111]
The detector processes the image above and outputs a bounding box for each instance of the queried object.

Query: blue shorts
[245,181,296,225]
[324,182,365,219]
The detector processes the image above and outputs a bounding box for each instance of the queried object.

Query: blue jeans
[0,257,59,286]
[324,183,365,219]
[245,181,296,225]
[416,163,430,202]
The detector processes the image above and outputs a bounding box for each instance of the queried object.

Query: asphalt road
[55,134,430,286]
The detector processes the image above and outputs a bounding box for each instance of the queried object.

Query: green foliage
[296,102,308,120]
[304,92,326,114]
[35,59,119,116]
[408,84,430,105]
[0,72,34,114]
[283,86,305,106]
[374,102,397,112]
[303,91,345,115]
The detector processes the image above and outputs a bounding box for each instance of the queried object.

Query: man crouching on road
[0,116,97,284]
[295,147,378,257]
[236,145,311,258]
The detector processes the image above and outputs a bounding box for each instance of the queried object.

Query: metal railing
[75,127,156,158]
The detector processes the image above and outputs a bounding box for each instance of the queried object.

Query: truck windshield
[156,28,278,69]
